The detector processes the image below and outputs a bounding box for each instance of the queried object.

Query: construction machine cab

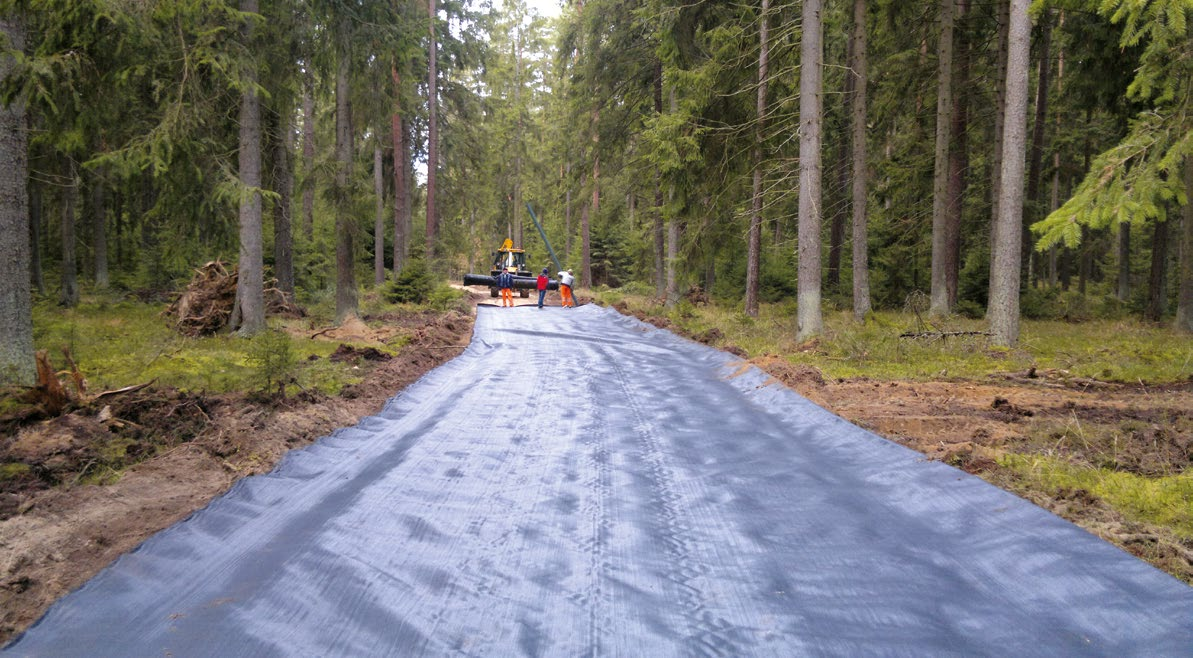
[489,239,531,297]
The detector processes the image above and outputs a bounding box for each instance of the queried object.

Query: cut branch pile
[165,261,304,337]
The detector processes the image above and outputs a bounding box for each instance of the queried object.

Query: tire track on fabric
[603,345,745,657]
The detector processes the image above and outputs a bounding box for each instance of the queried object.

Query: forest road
[4,304,1192,657]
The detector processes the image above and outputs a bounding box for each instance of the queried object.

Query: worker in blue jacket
[498,268,515,307]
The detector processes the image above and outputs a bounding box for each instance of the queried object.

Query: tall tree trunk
[1024,9,1052,287]
[1078,118,1092,296]
[797,0,824,341]
[391,65,405,278]
[513,28,524,247]
[1146,220,1168,322]
[272,104,295,296]
[582,110,598,288]
[664,89,679,308]
[301,72,315,241]
[929,0,955,316]
[827,32,852,295]
[1048,10,1064,288]
[565,160,573,259]
[0,14,34,385]
[665,204,680,308]
[830,66,849,293]
[30,180,44,295]
[426,0,439,262]
[61,159,79,308]
[1176,157,1193,332]
[945,0,969,308]
[850,0,871,321]
[988,0,1031,346]
[653,62,664,298]
[234,0,264,336]
[334,22,357,323]
[580,202,591,288]
[1117,223,1131,300]
[988,0,1010,277]
[745,0,770,317]
[374,143,385,286]
[91,166,108,289]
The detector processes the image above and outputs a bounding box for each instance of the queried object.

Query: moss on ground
[999,455,1193,540]
[596,293,1193,384]
[31,296,365,397]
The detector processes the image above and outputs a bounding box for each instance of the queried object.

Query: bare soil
[2,295,1190,645]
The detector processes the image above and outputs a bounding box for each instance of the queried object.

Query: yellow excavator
[463,205,562,298]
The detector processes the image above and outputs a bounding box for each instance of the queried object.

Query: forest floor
[2,292,1191,645]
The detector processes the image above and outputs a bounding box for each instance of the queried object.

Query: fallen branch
[899,330,991,342]
[93,381,155,402]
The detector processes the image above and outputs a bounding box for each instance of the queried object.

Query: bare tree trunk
[1176,157,1193,332]
[988,0,1031,346]
[945,0,969,308]
[580,202,591,287]
[1024,9,1052,287]
[653,62,665,298]
[30,181,44,295]
[745,0,770,317]
[0,14,34,385]
[374,143,385,286]
[1078,117,1092,296]
[582,110,598,288]
[91,166,108,289]
[61,159,79,308]
[393,101,410,279]
[391,64,405,278]
[513,28,524,248]
[234,0,264,336]
[1048,15,1064,289]
[850,0,871,321]
[426,0,439,262]
[565,160,573,259]
[1118,222,1131,300]
[301,72,315,241]
[334,22,357,323]
[666,207,680,307]
[272,105,295,296]
[929,0,955,316]
[664,88,680,308]
[828,32,852,295]
[988,0,1009,283]
[797,0,824,341]
[1146,219,1168,322]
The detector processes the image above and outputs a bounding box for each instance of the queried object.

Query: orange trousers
[501,288,513,306]
[561,285,574,307]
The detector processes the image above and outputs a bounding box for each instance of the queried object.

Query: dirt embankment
[0,308,474,645]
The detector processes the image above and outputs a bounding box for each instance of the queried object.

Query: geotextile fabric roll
[6,305,1191,657]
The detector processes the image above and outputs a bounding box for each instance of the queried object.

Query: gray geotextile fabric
[6,304,1191,657]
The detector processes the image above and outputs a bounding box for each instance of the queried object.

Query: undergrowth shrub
[386,260,434,304]
[428,285,469,313]
[246,329,298,395]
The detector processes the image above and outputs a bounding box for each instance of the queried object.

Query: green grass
[31,297,364,396]
[596,293,1193,384]
[999,454,1193,539]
